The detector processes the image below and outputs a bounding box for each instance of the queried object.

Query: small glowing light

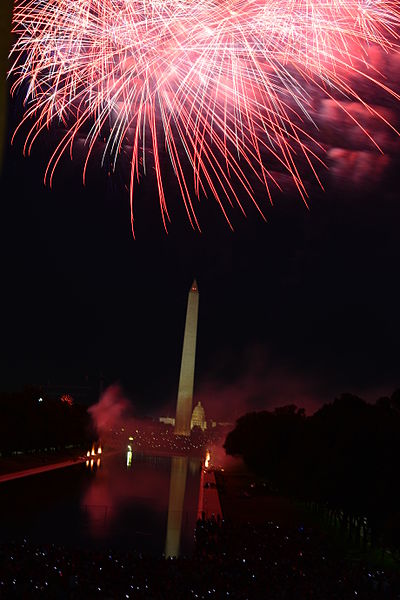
[86,450,91,457]
[60,393,74,406]
[97,446,102,454]
[38,398,43,403]
[97,458,101,467]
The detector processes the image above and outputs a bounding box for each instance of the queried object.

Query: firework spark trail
[9,0,400,233]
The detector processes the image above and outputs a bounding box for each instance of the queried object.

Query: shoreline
[0,449,86,477]
[198,467,223,520]
[0,458,86,484]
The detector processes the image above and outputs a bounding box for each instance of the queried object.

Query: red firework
[9,0,400,233]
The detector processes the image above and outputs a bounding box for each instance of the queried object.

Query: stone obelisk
[174,280,199,436]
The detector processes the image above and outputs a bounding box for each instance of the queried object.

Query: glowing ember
[10,0,400,232]
[60,393,74,406]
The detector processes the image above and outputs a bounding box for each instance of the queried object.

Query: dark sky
[1,49,400,419]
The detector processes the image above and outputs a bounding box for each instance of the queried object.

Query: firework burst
[10,0,400,233]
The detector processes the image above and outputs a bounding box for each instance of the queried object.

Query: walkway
[198,467,223,520]
[0,458,85,484]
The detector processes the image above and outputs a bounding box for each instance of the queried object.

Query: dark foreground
[1,518,399,599]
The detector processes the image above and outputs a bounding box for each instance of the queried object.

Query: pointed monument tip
[191,279,198,293]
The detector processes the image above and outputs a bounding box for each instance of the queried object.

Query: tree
[224,391,400,549]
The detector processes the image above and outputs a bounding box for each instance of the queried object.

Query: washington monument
[174,280,199,436]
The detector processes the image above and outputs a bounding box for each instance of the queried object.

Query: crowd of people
[1,519,399,599]
[116,423,215,455]
[194,517,399,599]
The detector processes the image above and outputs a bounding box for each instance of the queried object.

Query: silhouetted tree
[224,391,400,550]
[0,387,94,455]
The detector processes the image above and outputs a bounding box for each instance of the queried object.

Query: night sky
[1,47,400,420]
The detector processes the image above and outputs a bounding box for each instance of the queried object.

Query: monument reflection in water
[165,456,189,557]
[83,451,200,556]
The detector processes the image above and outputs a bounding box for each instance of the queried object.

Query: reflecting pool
[0,452,202,556]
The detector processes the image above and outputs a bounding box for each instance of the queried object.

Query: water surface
[0,452,201,556]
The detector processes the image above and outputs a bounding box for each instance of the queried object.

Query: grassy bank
[215,463,399,571]
[0,446,88,476]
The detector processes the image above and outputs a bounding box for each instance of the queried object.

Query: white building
[190,401,207,431]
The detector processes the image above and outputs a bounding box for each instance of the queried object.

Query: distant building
[159,416,175,426]
[190,401,207,431]
[159,401,210,432]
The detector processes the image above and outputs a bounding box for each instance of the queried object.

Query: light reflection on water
[0,452,201,556]
[165,456,189,558]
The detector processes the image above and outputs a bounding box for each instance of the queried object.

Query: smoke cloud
[89,383,133,437]
[194,344,398,426]
[195,369,322,424]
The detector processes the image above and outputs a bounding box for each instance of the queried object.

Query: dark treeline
[224,391,400,557]
[0,387,96,455]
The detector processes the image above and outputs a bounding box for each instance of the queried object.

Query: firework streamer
[0,0,13,173]
[10,0,400,233]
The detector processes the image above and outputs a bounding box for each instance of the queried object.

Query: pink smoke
[89,384,132,436]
